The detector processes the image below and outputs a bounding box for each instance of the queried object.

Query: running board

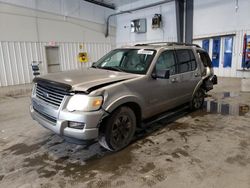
[141,105,190,128]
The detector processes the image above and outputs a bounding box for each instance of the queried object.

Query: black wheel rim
[111,114,132,148]
[193,90,204,109]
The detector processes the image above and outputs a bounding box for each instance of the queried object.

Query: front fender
[104,95,143,113]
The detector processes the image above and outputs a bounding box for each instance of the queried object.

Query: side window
[176,49,197,73]
[155,50,177,75]
[198,51,212,67]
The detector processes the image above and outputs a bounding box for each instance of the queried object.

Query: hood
[37,68,139,93]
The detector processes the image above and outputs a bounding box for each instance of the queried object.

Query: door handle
[194,73,200,77]
[171,78,178,83]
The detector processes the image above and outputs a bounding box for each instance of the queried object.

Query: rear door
[175,49,201,102]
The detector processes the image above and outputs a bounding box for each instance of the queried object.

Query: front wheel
[190,88,205,110]
[98,106,136,151]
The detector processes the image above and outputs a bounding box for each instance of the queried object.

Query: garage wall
[0,0,116,27]
[193,0,250,78]
[0,41,112,87]
[116,0,177,47]
[193,0,250,37]
[0,0,116,42]
[0,1,116,87]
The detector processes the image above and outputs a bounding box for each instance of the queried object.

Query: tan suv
[30,42,217,151]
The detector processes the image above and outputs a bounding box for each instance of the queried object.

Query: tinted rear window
[176,49,197,73]
[197,51,212,67]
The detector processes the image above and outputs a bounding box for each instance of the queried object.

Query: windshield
[93,49,156,74]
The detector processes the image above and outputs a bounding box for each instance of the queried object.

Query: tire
[98,106,136,151]
[190,88,205,110]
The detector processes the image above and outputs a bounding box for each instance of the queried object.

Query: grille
[36,83,69,108]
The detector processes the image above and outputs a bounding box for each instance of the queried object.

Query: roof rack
[134,42,201,48]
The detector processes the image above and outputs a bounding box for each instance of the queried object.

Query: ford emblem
[42,91,50,98]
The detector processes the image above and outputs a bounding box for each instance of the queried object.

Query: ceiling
[103,0,138,7]
[88,0,141,8]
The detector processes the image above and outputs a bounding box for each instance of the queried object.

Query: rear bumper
[30,104,104,140]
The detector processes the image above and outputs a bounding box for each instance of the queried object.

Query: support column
[175,0,184,43]
[185,0,194,43]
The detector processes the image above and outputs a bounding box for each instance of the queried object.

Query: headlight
[67,95,103,112]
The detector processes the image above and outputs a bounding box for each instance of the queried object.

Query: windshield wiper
[100,66,124,72]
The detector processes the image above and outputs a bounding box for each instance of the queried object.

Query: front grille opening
[35,83,70,108]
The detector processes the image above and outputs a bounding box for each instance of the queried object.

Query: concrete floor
[0,78,250,188]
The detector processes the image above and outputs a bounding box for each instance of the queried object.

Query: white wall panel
[116,1,177,47]
[0,0,116,26]
[0,1,116,43]
[0,41,113,87]
[194,0,250,38]
[36,0,62,15]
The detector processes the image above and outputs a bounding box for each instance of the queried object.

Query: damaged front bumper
[30,97,106,141]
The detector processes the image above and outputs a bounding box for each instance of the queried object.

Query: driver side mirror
[152,69,170,79]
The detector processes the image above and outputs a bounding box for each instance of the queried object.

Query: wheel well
[122,102,142,127]
[101,102,142,129]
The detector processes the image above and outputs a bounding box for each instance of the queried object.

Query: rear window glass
[176,49,197,73]
[197,51,212,67]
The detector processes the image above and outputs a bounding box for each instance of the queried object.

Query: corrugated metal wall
[0,41,113,87]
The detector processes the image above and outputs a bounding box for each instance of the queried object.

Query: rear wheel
[190,88,205,110]
[98,106,136,151]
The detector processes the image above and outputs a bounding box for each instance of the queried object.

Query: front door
[145,50,182,117]
[45,46,60,73]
